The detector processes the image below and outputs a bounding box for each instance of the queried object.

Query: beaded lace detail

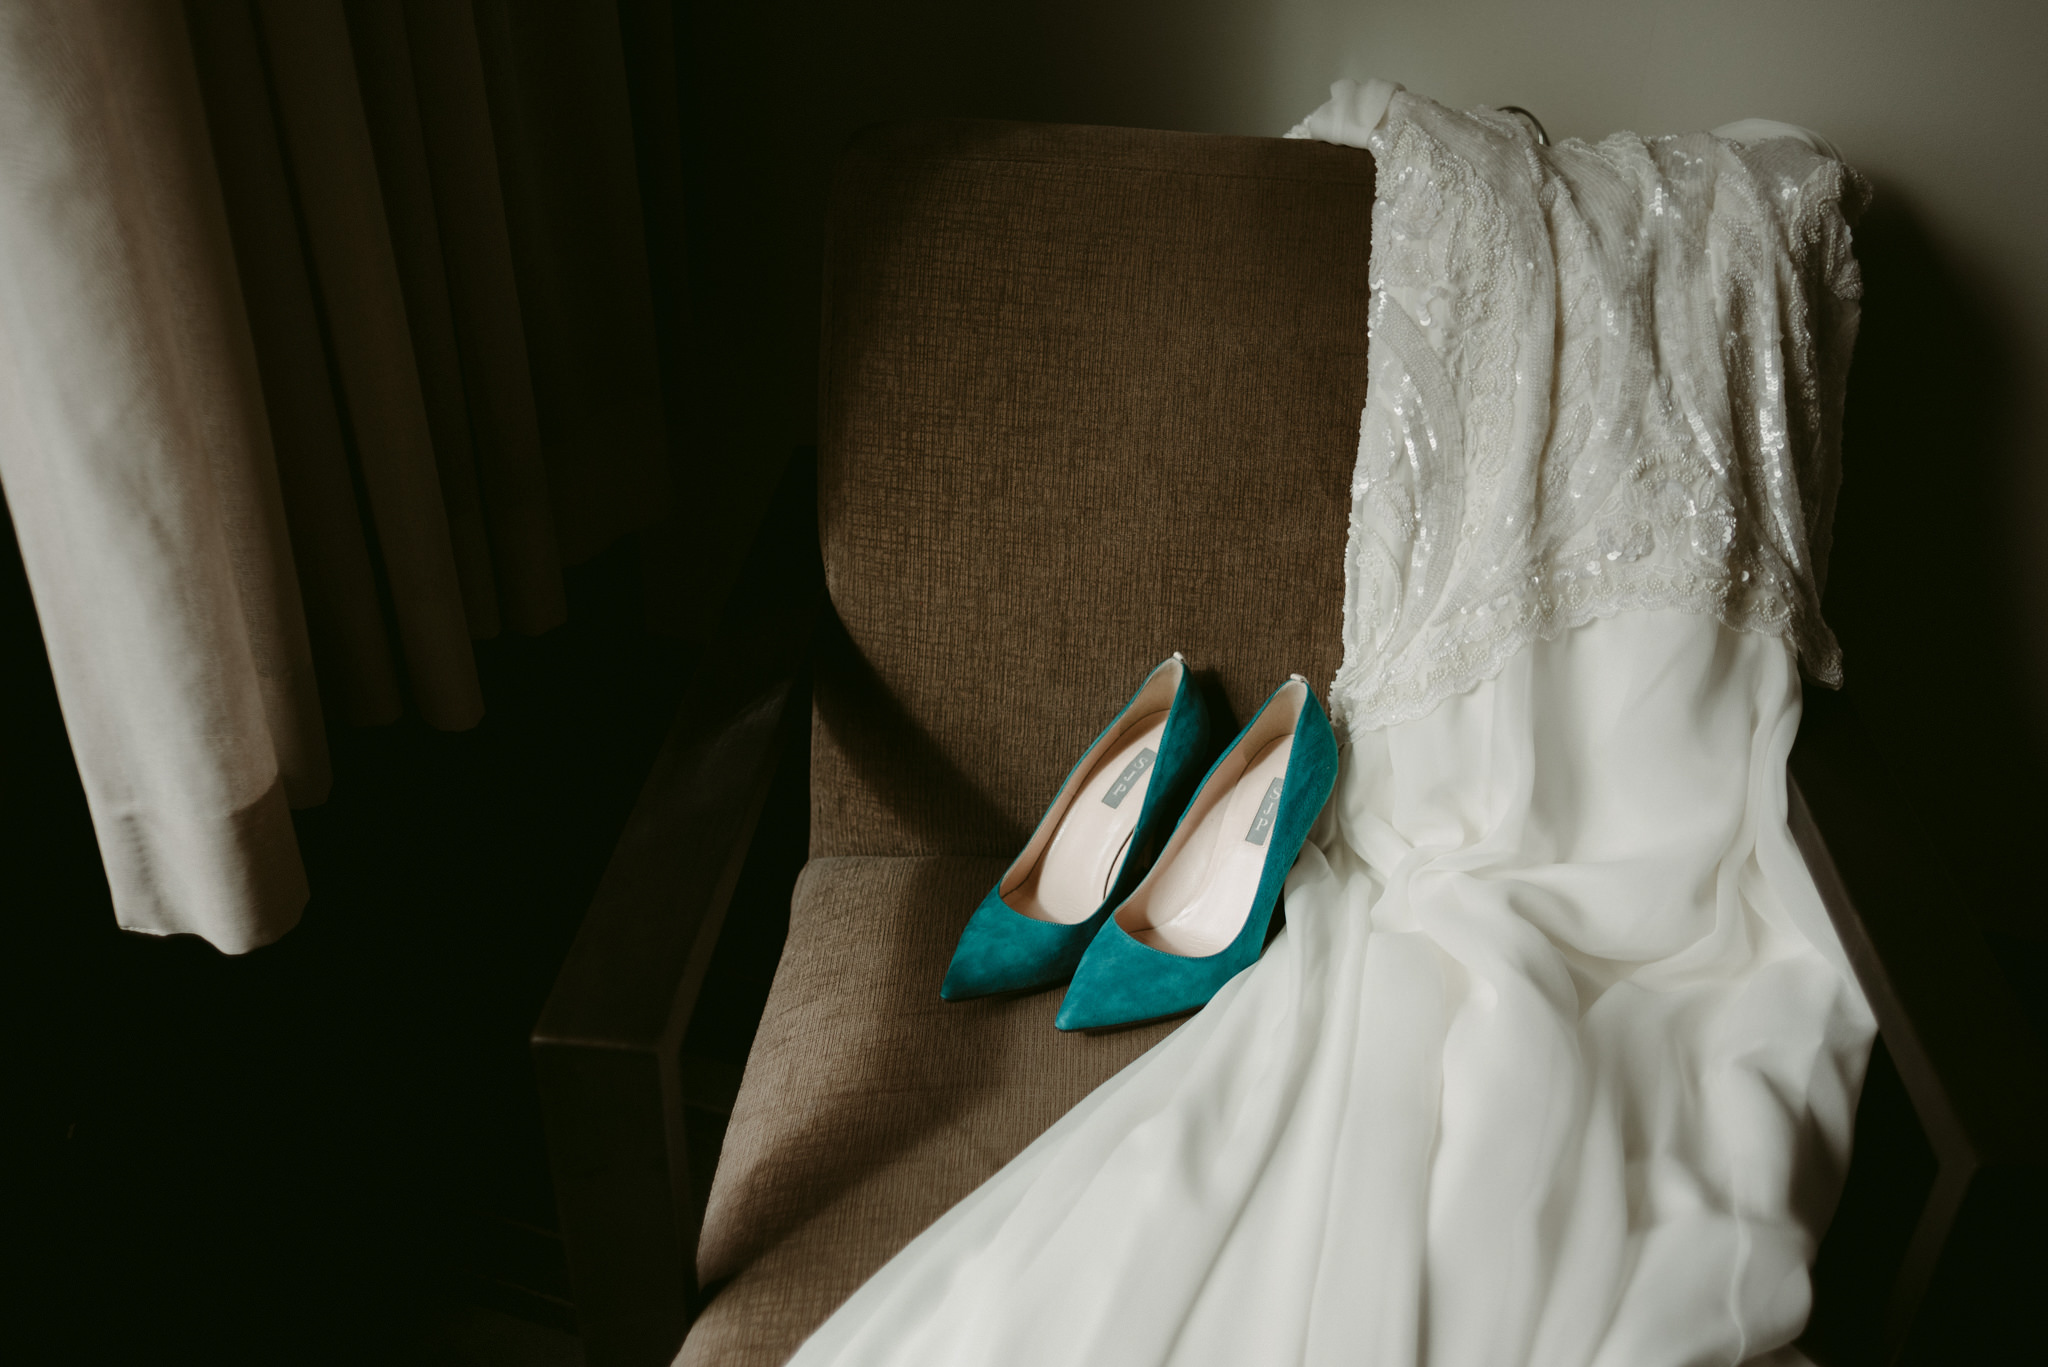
[1333,94,1868,732]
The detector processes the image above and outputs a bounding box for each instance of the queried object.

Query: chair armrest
[531,603,813,1367]
[1789,689,2048,1363]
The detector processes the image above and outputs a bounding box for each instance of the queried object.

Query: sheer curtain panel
[0,0,689,953]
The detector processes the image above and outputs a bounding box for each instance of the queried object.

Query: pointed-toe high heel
[1054,675,1338,1031]
[941,654,1213,1001]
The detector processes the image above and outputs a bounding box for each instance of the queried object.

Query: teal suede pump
[1054,675,1338,1031]
[940,655,1214,1001]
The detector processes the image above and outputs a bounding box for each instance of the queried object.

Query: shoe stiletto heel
[1054,674,1338,1031]
[940,654,1214,1001]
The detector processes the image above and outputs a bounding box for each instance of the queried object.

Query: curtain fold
[0,0,695,952]
[0,0,313,952]
[400,0,565,637]
[471,0,672,565]
[186,0,404,728]
[346,0,503,642]
[256,0,484,732]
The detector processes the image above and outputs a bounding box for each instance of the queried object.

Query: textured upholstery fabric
[809,119,1376,861]
[685,120,1376,1364]
[688,856,1176,1367]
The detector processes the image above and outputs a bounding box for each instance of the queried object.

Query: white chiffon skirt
[787,611,1875,1367]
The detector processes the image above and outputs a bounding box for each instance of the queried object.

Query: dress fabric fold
[780,91,1875,1367]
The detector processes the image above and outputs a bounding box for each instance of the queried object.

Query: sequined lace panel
[1333,96,1866,733]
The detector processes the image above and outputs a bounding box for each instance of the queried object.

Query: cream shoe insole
[1129,734,1293,957]
[1009,710,1169,925]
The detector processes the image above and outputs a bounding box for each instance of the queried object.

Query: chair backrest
[813,120,1376,859]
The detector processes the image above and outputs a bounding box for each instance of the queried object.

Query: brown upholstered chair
[533,121,2048,1367]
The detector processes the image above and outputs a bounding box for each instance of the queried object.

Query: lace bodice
[1319,93,1867,731]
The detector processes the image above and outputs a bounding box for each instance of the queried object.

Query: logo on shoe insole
[1101,748,1157,809]
[1245,778,1284,845]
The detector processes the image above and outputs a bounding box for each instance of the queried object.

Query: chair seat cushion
[683,854,1177,1366]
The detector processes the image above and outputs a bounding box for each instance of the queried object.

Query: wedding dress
[782,86,1875,1367]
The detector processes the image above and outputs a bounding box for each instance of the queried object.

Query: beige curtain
[0,0,688,953]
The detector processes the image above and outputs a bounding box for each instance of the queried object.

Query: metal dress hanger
[1498,105,1551,146]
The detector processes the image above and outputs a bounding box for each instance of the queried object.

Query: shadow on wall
[1826,188,2048,941]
